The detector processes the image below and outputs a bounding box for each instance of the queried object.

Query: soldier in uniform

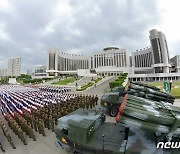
[92,95,95,107]
[46,115,50,130]
[24,120,29,135]
[4,130,16,149]
[43,114,48,128]
[0,142,5,152]
[29,114,33,128]
[95,95,99,105]
[53,111,58,125]
[39,120,45,136]
[27,123,36,141]
[86,100,90,110]
[32,116,37,132]
[17,127,27,145]
[49,115,54,132]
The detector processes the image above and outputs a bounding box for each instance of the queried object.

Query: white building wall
[8,57,21,77]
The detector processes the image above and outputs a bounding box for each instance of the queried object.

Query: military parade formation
[0,85,98,152]
[39,86,71,93]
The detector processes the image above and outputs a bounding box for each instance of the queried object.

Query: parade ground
[0,79,180,154]
[0,77,116,154]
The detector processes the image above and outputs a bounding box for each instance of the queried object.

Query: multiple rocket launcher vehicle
[54,81,180,153]
[100,81,175,116]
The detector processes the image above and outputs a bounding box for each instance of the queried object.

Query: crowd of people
[39,86,71,93]
[0,85,98,152]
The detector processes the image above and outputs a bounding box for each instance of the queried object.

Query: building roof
[103,47,119,51]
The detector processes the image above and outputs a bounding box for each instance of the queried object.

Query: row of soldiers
[0,117,16,152]
[0,94,99,152]
[40,86,71,93]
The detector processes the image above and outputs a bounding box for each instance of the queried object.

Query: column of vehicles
[54,81,179,154]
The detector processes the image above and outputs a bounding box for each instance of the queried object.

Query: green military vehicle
[100,86,125,117]
[128,81,175,104]
[116,93,180,154]
[55,108,180,154]
[100,82,175,117]
[54,108,129,153]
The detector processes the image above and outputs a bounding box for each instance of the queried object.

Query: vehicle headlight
[61,137,67,144]
[104,102,107,106]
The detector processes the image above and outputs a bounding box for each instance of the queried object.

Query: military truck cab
[54,108,172,154]
[55,109,106,151]
[100,86,125,117]
[54,109,130,154]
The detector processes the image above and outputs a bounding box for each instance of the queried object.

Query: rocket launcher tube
[122,106,175,125]
[119,115,180,137]
[124,103,168,117]
[116,94,180,138]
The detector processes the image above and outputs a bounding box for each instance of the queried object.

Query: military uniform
[32,117,37,132]
[39,120,45,136]
[4,131,16,149]
[0,142,5,152]
[17,127,27,145]
[49,115,54,132]
[27,123,36,141]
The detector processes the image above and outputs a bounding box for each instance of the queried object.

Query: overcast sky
[0,0,180,73]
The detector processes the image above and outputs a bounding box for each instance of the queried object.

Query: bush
[23,79,43,84]
[109,81,123,89]
[76,82,94,91]
[52,77,77,85]
[42,78,53,81]
[94,77,103,83]
[109,73,127,89]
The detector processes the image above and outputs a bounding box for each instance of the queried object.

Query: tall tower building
[149,29,171,73]
[8,57,21,77]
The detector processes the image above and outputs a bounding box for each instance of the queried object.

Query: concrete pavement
[1,78,180,154]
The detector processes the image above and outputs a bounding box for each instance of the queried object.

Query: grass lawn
[51,77,78,85]
[148,81,180,98]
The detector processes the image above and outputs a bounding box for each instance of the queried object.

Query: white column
[117,53,119,67]
[55,51,58,71]
[102,54,104,66]
[120,54,122,67]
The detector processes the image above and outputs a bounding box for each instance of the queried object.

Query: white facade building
[47,29,180,81]
[0,68,8,78]
[8,57,21,77]
[91,47,131,76]
[170,55,180,73]
[33,65,47,78]
[47,48,89,77]
[149,29,171,73]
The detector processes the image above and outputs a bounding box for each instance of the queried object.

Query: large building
[47,48,89,76]
[8,57,21,77]
[33,65,46,78]
[0,68,8,78]
[170,55,180,73]
[90,47,131,76]
[149,29,171,73]
[47,29,180,81]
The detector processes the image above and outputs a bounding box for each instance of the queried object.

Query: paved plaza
[0,79,180,154]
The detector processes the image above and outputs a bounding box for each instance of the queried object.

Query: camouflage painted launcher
[116,94,180,140]
[128,82,175,103]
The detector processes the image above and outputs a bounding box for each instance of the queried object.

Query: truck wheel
[109,108,118,117]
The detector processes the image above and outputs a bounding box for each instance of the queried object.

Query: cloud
[0,0,179,73]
